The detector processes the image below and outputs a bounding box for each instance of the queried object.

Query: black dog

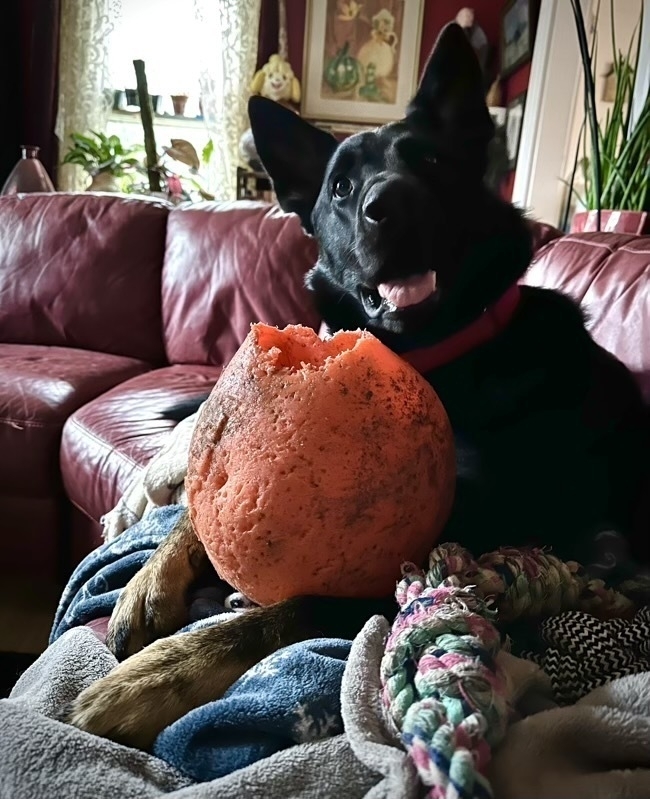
[66,24,649,748]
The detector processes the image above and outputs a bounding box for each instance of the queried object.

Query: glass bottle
[1,145,56,195]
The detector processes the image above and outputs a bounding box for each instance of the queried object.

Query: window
[105,0,212,195]
[108,0,202,113]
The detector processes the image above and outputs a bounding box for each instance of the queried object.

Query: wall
[0,1,23,185]
[258,0,538,199]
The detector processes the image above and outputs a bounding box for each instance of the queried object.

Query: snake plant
[571,0,649,217]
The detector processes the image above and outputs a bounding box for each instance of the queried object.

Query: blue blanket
[50,506,351,782]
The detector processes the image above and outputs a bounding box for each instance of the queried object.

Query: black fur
[161,398,209,423]
[178,24,649,566]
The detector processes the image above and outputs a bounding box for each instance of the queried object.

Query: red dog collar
[401,284,521,374]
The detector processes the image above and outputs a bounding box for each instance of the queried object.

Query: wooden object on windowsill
[133,59,161,194]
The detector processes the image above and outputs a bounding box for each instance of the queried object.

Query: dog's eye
[332,176,353,198]
[423,154,438,168]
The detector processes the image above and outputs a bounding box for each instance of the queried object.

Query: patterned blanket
[51,505,352,783]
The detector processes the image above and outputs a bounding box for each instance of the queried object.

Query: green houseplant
[62,131,142,192]
[567,0,649,233]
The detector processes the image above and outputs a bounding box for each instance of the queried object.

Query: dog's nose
[363,197,388,225]
[362,181,407,227]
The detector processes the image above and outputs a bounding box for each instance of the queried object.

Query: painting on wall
[505,91,526,169]
[501,0,534,77]
[302,0,424,124]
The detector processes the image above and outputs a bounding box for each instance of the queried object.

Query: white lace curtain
[56,0,121,191]
[56,0,261,199]
[194,0,261,201]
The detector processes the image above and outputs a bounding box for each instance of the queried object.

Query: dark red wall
[257,0,535,199]
[1,0,60,186]
[261,0,531,101]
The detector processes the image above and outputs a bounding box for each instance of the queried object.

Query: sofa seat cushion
[61,365,222,524]
[0,343,151,494]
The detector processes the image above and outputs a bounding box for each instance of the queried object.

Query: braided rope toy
[380,542,636,799]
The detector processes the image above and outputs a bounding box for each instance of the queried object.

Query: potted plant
[62,131,142,192]
[566,0,649,233]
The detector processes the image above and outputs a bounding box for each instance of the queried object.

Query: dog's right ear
[248,97,337,232]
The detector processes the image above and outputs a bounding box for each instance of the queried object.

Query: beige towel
[489,671,650,799]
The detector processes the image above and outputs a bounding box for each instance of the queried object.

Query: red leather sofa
[0,194,319,581]
[0,193,648,584]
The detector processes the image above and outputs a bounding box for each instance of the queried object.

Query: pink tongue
[377,271,436,308]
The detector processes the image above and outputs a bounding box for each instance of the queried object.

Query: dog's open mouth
[361,271,437,317]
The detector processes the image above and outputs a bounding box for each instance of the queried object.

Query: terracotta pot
[571,210,649,234]
[1,145,55,194]
[171,94,189,116]
[87,172,120,192]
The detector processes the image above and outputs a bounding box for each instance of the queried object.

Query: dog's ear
[248,97,337,232]
[407,23,493,164]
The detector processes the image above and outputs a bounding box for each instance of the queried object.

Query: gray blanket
[0,616,418,799]
[3,618,650,798]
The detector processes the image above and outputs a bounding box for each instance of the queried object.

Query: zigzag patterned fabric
[517,606,650,704]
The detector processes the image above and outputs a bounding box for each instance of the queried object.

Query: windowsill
[106,111,211,159]
[109,110,206,128]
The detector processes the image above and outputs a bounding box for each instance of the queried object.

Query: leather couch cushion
[61,365,222,523]
[0,343,151,493]
[162,202,320,366]
[528,219,563,253]
[523,233,650,402]
[0,193,168,363]
[0,343,151,580]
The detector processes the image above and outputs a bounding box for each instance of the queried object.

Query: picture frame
[313,119,379,141]
[501,0,534,78]
[505,92,527,170]
[301,0,424,125]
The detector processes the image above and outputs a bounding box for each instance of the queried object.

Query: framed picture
[501,0,534,77]
[301,0,424,124]
[505,92,526,170]
[313,119,379,141]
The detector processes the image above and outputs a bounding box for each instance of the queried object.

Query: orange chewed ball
[186,323,455,605]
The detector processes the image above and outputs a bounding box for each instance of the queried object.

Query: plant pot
[122,89,162,114]
[87,172,120,193]
[571,210,649,234]
[171,95,189,116]
[1,145,55,194]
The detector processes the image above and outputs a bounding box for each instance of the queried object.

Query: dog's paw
[107,567,189,660]
[65,637,197,750]
[65,627,245,749]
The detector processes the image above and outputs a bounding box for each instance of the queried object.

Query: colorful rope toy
[380,542,636,799]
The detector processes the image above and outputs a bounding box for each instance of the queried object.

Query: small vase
[1,145,56,195]
[171,95,189,116]
[87,172,120,193]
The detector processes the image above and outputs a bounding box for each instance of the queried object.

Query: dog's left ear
[249,97,337,233]
[407,23,493,166]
